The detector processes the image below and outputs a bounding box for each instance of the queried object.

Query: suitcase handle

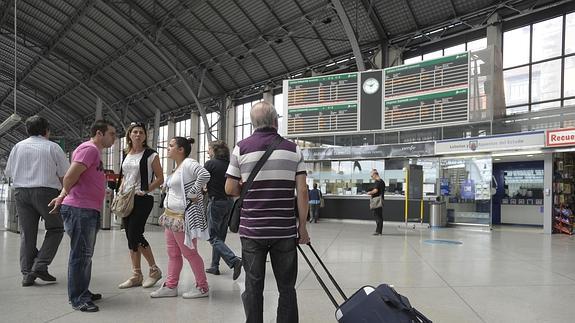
[297,243,348,308]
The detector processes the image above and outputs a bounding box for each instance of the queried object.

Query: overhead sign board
[301,142,435,161]
[545,128,575,147]
[435,131,545,155]
[283,52,472,136]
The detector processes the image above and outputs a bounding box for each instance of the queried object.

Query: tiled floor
[2,214,575,322]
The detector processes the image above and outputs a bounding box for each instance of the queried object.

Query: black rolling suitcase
[297,243,432,323]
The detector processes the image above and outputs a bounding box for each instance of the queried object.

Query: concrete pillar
[387,46,403,67]
[112,138,121,174]
[190,112,200,159]
[225,97,235,146]
[263,85,274,104]
[167,118,176,169]
[152,109,160,149]
[486,13,506,119]
[543,153,553,234]
[95,97,103,120]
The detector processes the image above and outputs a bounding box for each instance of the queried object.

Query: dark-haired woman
[151,137,211,299]
[118,122,164,289]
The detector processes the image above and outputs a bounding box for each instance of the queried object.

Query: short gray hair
[250,101,278,129]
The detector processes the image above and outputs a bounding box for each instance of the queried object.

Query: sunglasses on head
[130,122,145,127]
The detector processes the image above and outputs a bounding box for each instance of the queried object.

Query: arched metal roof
[0,0,569,164]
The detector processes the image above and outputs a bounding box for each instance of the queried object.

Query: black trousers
[372,207,383,234]
[241,237,298,323]
[122,195,154,251]
[14,187,64,275]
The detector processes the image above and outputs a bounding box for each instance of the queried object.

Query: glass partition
[440,156,492,225]
[305,158,439,196]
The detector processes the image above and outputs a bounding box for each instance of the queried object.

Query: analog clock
[362,77,379,94]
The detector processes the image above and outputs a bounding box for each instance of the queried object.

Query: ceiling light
[492,150,543,157]
[0,113,21,135]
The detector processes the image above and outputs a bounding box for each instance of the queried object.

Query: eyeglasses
[130,122,145,127]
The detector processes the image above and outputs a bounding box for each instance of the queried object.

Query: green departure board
[385,88,468,129]
[287,103,357,134]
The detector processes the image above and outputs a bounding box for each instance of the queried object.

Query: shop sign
[301,142,435,161]
[435,131,544,155]
[545,128,575,147]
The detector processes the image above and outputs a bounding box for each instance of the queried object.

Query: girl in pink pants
[151,137,211,299]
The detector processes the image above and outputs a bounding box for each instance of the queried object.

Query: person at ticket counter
[367,169,386,236]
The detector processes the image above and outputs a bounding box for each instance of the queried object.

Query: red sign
[546,128,575,147]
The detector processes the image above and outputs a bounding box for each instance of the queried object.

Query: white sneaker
[182,287,209,299]
[150,284,178,298]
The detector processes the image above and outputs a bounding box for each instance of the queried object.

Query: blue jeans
[241,238,298,323]
[207,198,239,269]
[61,205,100,307]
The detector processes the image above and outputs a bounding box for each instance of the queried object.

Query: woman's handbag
[229,136,284,233]
[158,208,185,232]
[111,185,135,218]
[369,195,383,210]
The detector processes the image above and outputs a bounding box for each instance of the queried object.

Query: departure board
[284,73,358,135]
[384,52,469,99]
[287,103,357,134]
[385,88,468,129]
[383,52,470,130]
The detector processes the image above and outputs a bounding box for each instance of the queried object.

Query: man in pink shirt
[49,120,116,313]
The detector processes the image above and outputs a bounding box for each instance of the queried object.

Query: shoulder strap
[140,148,155,191]
[238,136,283,200]
[116,151,127,193]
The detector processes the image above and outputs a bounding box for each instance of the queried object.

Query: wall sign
[545,128,575,147]
[435,131,544,155]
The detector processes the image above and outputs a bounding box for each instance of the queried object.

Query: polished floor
[2,212,575,323]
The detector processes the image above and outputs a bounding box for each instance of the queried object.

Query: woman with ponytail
[150,137,211,299]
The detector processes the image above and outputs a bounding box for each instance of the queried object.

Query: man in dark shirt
[203,140,242,280]
[367,169,386,235]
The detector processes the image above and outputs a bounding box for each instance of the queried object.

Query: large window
[198,112,219,164]
[175,119,191,138]
[503,13,575,114]
[234,98,262,144]
[157,125,169,179]
[403,38,487,65]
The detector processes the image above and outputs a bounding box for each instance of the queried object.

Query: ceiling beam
[207,0,272,79]
[100,0,216,140]
[359,0,389,41]
[403,0,421,30]
[331,0,365,71]
[0,0,97,110]
[0,0,13,28]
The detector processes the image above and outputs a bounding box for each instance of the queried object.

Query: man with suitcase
[225,101,310,323]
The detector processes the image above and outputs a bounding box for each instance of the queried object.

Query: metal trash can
[429,201,447,227]
[101,188,113,230]
[5,186,19,233]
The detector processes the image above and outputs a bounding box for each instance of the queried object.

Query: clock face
[362,77,379,94]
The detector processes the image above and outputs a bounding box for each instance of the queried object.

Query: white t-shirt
[165,166,186,212]
[121,151,157,194]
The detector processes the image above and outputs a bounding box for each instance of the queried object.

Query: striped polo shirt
[226,127,306,239]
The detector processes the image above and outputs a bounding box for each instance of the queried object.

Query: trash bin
[429,201,447,227]
[101,188,113,230]
[5,186,19,233]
